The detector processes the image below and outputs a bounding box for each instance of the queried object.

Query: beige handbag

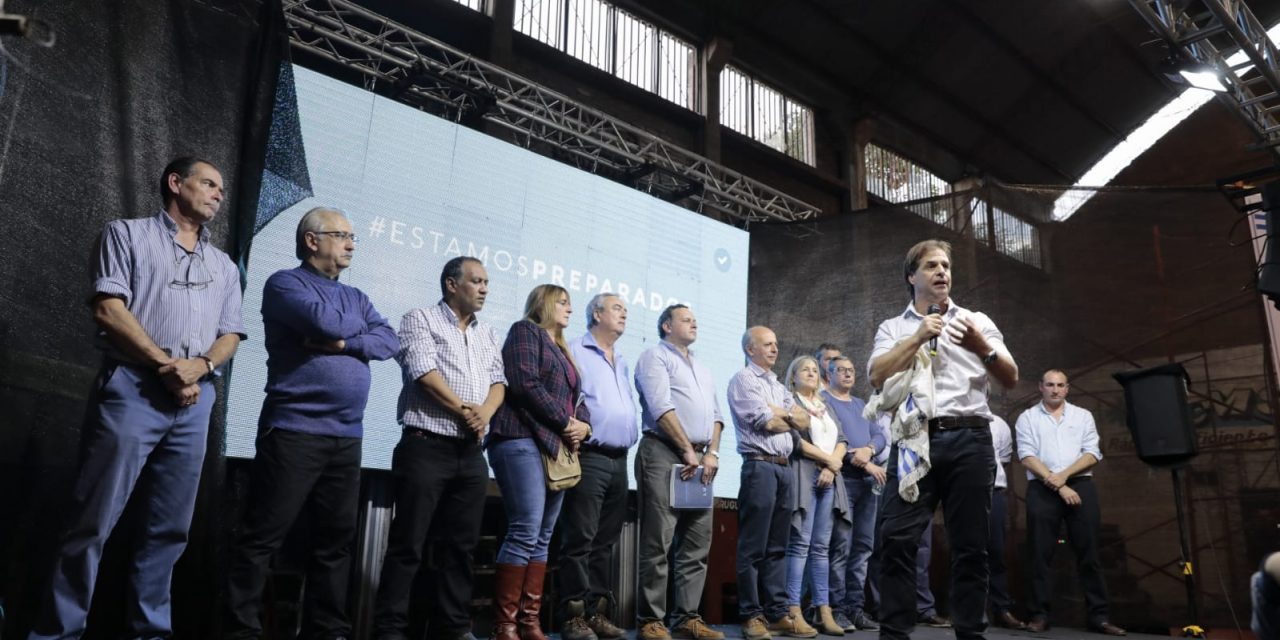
[541,445,581,491]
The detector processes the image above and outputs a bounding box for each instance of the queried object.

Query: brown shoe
[768,609,818,639]
[916,613,951,628]
[994,610,1027,630]
[639,620,673,640]
[742,616,772,640]
[518,561,550,640]
[1026,618,1049,633]
[672,618,725,640]
[1089,621,1127,636]
[560,600,598,640]
[586,607,625,640]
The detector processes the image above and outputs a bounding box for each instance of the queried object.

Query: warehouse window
[864,143,950,203]
[448,0,485,12]
[719,65,816,166]
[515,0,698,110]
[973,201,1043,269]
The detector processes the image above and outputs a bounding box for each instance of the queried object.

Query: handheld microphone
[927,304,940,357]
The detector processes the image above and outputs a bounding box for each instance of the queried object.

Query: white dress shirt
[1015,400,1103,481]
[870,300,1009,419]
[990,414,1013,489]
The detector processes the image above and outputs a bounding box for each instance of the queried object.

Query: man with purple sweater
[225,207,399,640]
[822,356,886,632]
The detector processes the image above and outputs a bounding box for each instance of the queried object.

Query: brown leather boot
[492,563,527,640]
[518,561,548,640]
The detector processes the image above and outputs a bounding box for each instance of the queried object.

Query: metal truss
[1130,0,1280,155]
[281,0,822,224]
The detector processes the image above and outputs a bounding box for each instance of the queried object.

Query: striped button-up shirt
[635,340,722,446]
[727,361,795,457]
[1015,400,1103,481]
[397,300,507,438]
[93,210,246,363]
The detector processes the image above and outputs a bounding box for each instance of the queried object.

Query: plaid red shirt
[488,319,590,457]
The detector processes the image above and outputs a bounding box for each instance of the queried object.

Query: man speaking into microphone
[868,239,1018,640]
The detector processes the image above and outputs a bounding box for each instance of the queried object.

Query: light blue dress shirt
[634,340,722,445]
[570,331,639,449]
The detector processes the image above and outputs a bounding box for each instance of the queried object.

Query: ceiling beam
[803,1,1078,183]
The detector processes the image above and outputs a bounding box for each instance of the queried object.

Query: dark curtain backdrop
[0,1,281,637]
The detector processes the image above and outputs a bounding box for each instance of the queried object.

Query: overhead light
[1053,22,1280,222]
[1161,55,1228,92]
[1179,62,1228,92]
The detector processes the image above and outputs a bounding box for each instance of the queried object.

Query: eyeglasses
[169,250,213,291]
[311,231,359,243]
[833,367,856,375]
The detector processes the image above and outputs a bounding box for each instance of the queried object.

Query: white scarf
[796,392,839,454]
[863,344,935,502]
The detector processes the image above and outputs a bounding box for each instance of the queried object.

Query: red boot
[518,561,548,640]
[492,563,527,640]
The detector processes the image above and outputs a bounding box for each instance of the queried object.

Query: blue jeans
[489,437,566,565]
[30,363,213,640]
[786,469,835,606]
[835,473,879,616]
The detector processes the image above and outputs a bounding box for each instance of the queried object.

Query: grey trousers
[635,435,714,625]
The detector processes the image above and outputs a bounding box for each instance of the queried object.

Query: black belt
[581,443,628,459]
[643,432,708,456]
[744,454,789,466]
[927,415,989,436]
[404,427,477,446]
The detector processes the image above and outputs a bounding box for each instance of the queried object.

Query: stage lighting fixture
[1160,54,1228,92]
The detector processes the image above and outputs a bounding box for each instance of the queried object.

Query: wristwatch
[198,355,215,375]
[982,350,998,366]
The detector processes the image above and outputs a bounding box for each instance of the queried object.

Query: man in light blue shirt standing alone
[1015,369,1124,636]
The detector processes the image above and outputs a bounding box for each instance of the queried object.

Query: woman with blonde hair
[488,284,593,640]
[783,355,850,635]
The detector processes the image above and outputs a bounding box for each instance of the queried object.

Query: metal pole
[1170,465,1200,628]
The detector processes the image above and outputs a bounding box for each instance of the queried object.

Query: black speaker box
[1259,182,1280,302]
[1112,363,1197,467]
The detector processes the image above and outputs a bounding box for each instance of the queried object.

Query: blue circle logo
[714,248,731,272]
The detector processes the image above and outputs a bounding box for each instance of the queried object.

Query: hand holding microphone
[927,304,941,356]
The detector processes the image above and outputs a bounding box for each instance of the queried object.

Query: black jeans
[987,488,1013,615]
[224,428,362,640]
[878,426,994,640]
[556,449,629,617]
[1025,477,1109,624]
[736,460,793,622]
[373,430,488,639]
